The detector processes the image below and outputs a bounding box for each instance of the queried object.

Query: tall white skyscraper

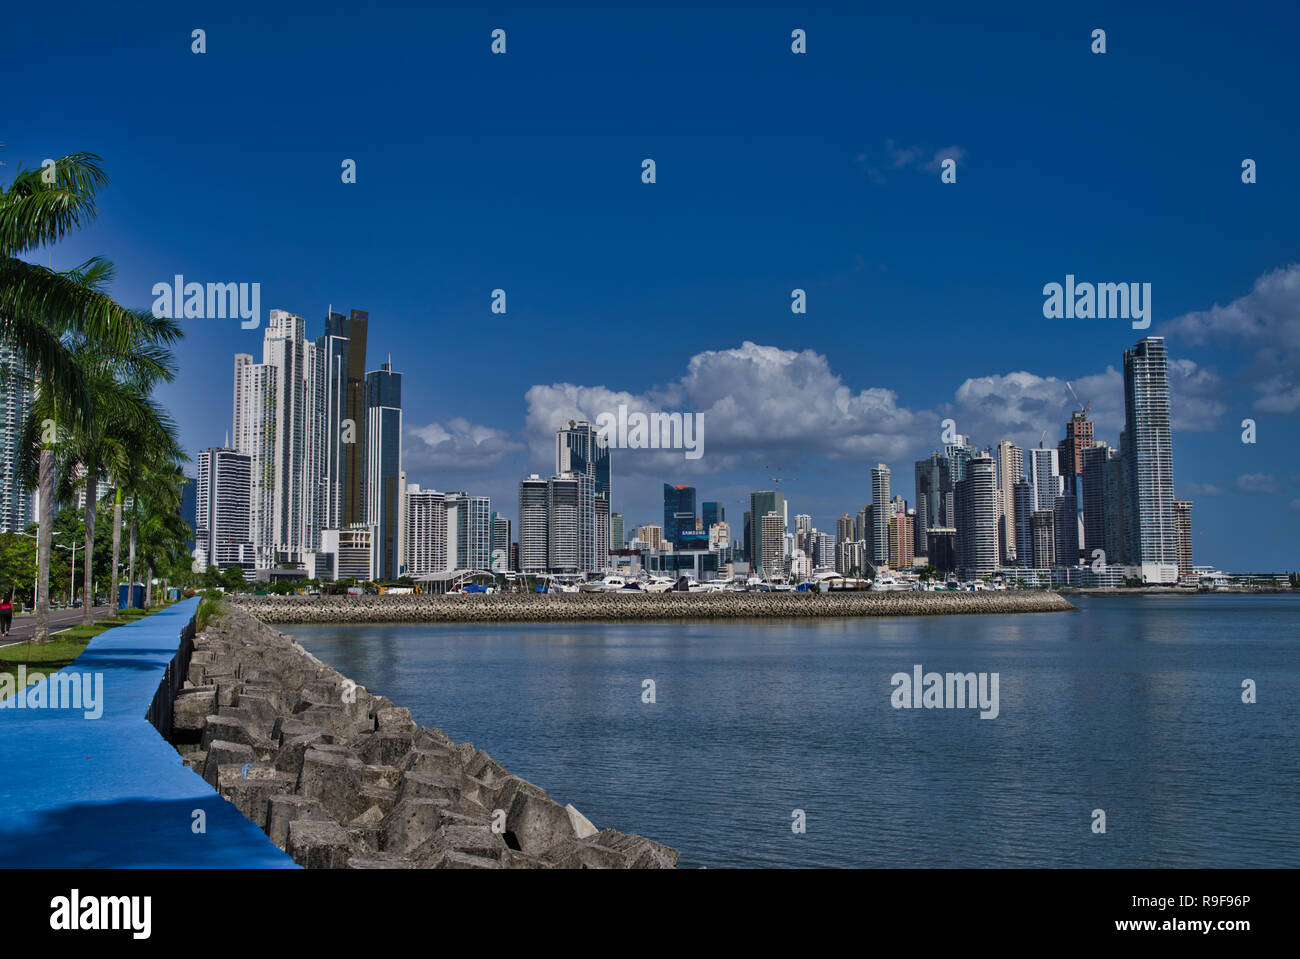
[232,310,322,568]
[870,464,891,567]
[1123,337,1178,583]
[0,340,33,533]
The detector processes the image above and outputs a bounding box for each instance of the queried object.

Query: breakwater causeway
[236,590,1076,624]
[168,603,678,868]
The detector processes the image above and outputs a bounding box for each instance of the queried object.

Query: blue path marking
[0,598,296,868]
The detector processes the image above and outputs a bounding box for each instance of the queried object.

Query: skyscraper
[870,464,891,568]
[366,361,403,579]
[0,340,33,532]
[702,501,724,529]
[1081,443,1117,562]
[1122,337,1178,583]
[1028,446,1062,514]
[748,490,785,575]
[557,420,611,572]
[663,484,696,546]
[336,309,370,526]
[995,441,1023,565]
[548,473,581,574]
[517,475,549,573]
[761,512,786,579]
[610,512,625,550]
[314,312,352,533]
[1174,499,1193,580]
[195,447,254,571]
[1058,410,1094,495]
[1013,480,1035,566]
[954,454,998,579]
[914,452,953,556]
[490,512,513,572]
[1053,494,1080,566]
[404,485,448,576]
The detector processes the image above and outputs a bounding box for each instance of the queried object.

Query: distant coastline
[235,590,1075,625]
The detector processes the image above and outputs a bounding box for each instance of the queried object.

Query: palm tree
[2,151,181,640]
[26,332,178,622]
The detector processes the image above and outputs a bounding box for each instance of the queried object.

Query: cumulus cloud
[1234,473,1283,495]
[1162,263,1300,414]
[404,417,523,472]
[524,342,929,476]
[945,357,1223,450]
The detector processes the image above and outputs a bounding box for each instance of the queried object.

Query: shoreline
[167,602,679,868]
[235,590,1076,625]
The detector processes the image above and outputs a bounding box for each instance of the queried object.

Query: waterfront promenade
[0,598,294,868]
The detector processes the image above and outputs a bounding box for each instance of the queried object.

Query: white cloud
[1234,473,1283,495]
[404,417,522,473]
[1162,263,1300,414]
[524,342,928,476]
[1182,482,1222,497]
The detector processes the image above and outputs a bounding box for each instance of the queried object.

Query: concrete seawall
[236,589,1076,624]
[171,603,679,868]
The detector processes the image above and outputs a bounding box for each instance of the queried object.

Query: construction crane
[1065,380,1091,417]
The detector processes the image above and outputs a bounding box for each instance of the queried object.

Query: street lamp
[54,541,77,607]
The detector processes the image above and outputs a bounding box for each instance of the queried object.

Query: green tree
[2,151,181,639]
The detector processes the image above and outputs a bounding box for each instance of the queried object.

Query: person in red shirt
[0,592,12,637]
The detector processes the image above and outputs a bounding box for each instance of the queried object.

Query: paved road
[0,606,118,647]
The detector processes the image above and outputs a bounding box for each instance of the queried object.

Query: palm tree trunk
[127,512,137,609]
[34,449,54,642]
[110,486,122,610]
[145,567,154,607]
[82,475,97,625]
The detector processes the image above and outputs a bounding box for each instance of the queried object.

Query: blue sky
[5,1,1299,570]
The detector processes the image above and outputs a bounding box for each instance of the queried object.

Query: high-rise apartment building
[404,485,448,576]
[1028,446,1062,514]
[760,511,786,579]
[954,454,998,579]
[914,452,954,556]
[0,340,33,532]
[518,475,549,573]
[1122,337,1179,583]
[748,490,785,574]
[195,447,254,571]
[490,512,513,572]
[870,464,892,568]
[366,361,403,579]
[610,512,624,550]
[547,473,581,574]
[995,441,1023,565]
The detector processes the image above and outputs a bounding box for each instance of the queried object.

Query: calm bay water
[289,594,1300,868]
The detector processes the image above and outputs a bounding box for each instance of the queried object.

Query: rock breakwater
[237,589,1075,625]
[168,603,678,869]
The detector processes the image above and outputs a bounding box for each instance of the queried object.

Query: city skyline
[6,5,1299,569]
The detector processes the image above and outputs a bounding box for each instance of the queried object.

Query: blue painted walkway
[0,598,296,868]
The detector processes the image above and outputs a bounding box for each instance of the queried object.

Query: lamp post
[55,542,77,607]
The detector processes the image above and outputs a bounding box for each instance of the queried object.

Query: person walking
[0,592,13,638]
